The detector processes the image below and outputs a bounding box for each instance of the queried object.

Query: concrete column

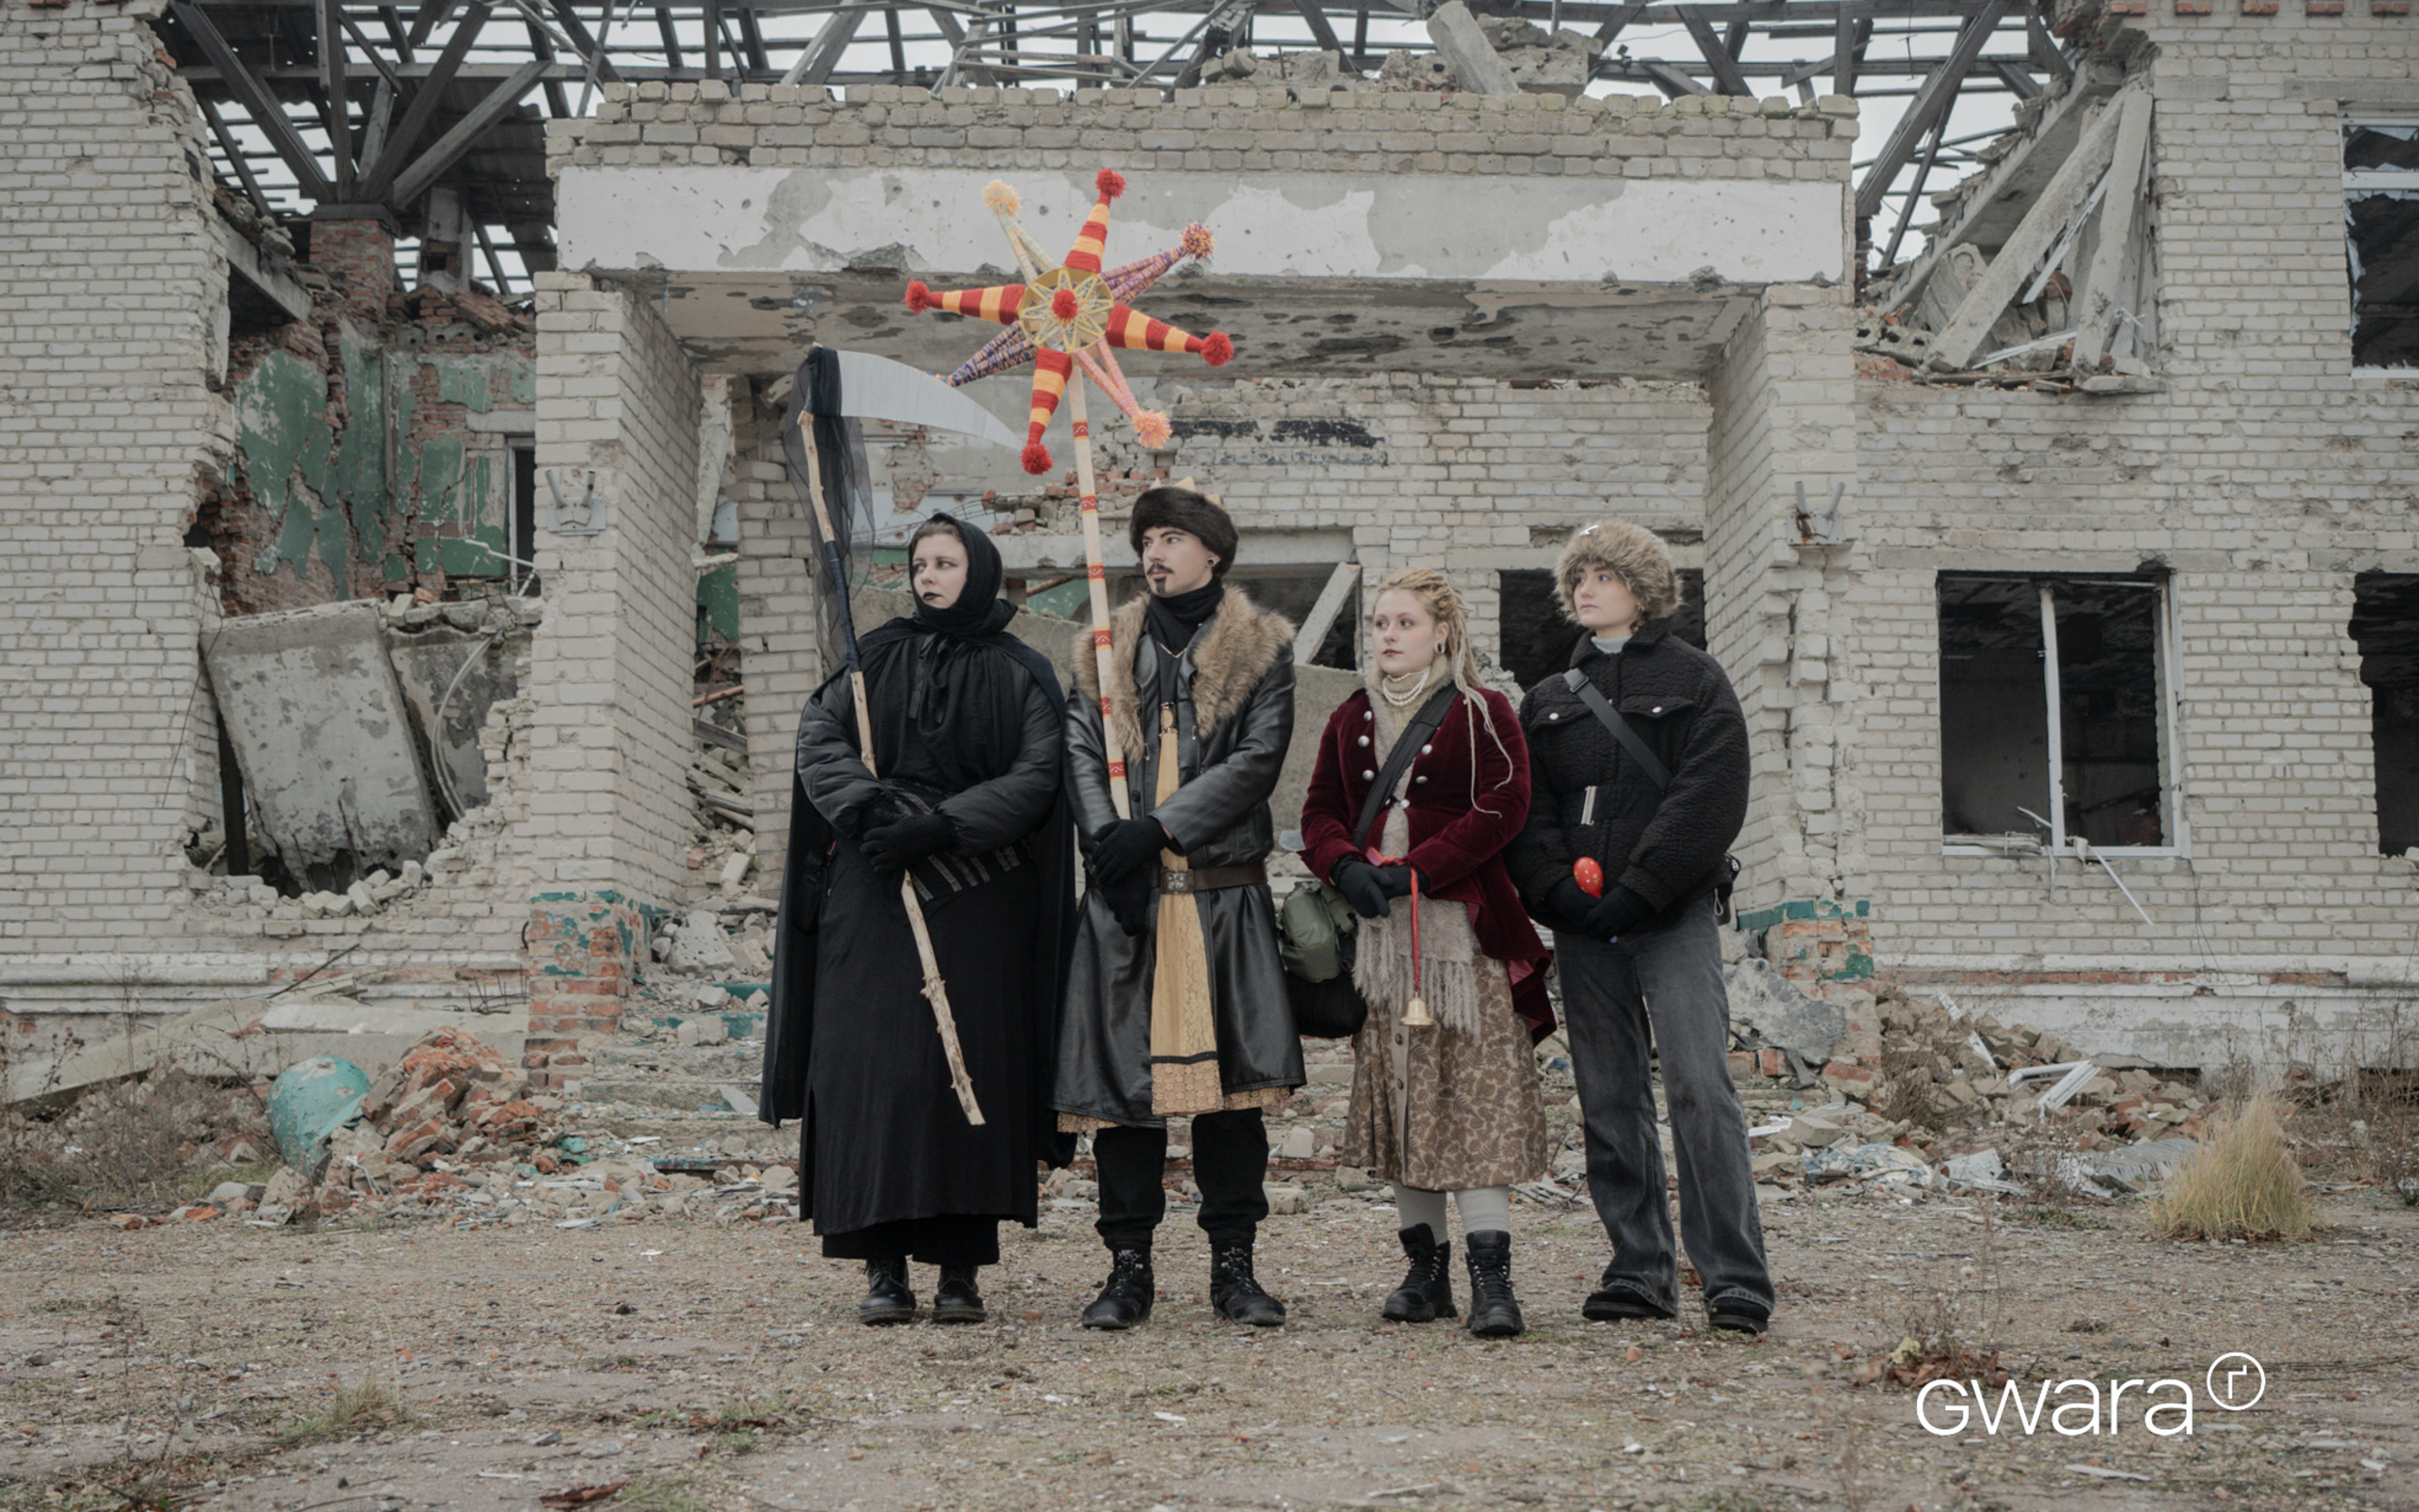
[523,275,702,1078]
[1701,283,1878,1072]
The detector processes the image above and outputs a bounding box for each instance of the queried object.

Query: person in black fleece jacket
[1505,519,1774,1335]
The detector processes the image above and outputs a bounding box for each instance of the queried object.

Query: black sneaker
[1081,1247,1154,1330]
[1382,1224,1456,1323]
[1707,1299,1770,1336]
[1209,1242,1285,1327]
[1462,1230,1525,1339]
[1583,1266,1677,1323]
[933,1265,986,1324]
[857,1257,915,1326]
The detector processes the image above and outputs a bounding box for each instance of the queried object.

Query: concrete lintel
[464,408,536,433]
[1868,547,2224,573]
[214,218,314,325]
[0,957,275,988]
[999,530,1356,573]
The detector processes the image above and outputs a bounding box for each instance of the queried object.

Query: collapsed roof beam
[1853,0,2008,222]
[361,0,494,204]
[1678,5,1753,96]
[172,2,336,202]
[389,55,552,206]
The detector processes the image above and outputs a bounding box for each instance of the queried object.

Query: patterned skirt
[1336,942,1549,1192]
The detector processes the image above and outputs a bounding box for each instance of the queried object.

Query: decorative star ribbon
[902,169,1230,474]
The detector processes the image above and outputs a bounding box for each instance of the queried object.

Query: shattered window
[1496,568,1705,693]
[2348,574,2419,854]
[1939,575,2169,850]
[2344,115,2419,370]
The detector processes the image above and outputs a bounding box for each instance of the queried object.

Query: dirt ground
[2,1136,2413,1512]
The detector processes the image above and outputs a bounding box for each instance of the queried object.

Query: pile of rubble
[1739,987,2219,1196]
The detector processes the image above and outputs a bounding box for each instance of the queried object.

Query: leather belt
[1155,862,1268,895]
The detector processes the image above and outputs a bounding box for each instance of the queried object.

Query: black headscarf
[890,516,1019,733]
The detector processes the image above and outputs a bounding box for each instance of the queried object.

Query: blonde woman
[1297,569,1553,1338]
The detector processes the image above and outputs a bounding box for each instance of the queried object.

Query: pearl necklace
[1377,667,1433,708]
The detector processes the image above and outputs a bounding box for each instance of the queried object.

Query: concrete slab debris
[1726,958,1848,1066]
[1424,2,1521,97]
[202,599,440,889]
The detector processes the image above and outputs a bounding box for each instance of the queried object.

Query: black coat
[1054,588,1305,1128]
[760,613,1077,1235]
[1504,622,1749,934]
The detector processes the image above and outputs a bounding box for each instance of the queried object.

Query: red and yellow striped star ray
[899,168,1238,821]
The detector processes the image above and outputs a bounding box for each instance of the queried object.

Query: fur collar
[1071,586,1295,760]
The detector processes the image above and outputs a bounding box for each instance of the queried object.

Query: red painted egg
[1573,858,1604,898]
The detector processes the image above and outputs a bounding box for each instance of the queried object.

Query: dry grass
[2152,1091,2319,1241]
[0,1068,266,1213]
[276,1378,414,1447]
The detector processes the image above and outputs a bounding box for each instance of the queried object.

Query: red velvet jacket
[1298,686,1555,1040]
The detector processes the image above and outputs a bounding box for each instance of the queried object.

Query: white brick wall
[0,0,227,957]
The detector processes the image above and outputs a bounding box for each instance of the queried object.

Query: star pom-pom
[1094,168,1126,202]
[1200,331,1234,367]
[983,179,1021,217]
[904,280,938,312]
[1132,411,1173,449]
[1180,223,1214,261]
[1051,286,1081,321]
[1021,441,1054,475]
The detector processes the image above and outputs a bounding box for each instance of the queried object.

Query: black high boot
[1210,1242,1286,1327]
[857,1257,915,1326]
[1382,1224,1457,1323]
[1081,1247,1155,1331]
[1462,1231,1525,1339]
[933,1265,986,1324]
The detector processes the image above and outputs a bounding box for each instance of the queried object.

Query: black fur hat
[1128,486,1238,578]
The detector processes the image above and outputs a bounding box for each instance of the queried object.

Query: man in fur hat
[1056,485,1303,1330]
[1504,519,1776,1335]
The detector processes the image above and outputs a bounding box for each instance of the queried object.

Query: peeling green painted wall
[233,349,342,585]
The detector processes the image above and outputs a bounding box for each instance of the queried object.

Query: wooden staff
[1067,373,1133,821]
[793,416,985,1127]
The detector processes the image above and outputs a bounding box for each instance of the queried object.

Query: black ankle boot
[933,1265,986,1324]
[1081,1247,1154,1331]
[857,1257,914,1326]
[1382,1224,1457,1323]
[1462,1231,1524,1339]
[1210,1242,1286,1327]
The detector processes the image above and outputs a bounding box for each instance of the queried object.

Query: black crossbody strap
[1563,667,1672,791]
[1352,686,1461,849]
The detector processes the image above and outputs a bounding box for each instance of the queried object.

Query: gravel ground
[2,1150,2413,1512]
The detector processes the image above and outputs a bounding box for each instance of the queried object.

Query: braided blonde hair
[1365,568,1515,808]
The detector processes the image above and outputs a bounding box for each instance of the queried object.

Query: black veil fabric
[780,346,876,681]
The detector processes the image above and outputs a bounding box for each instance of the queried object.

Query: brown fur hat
[1128,486,1238,577]
[1554,519,1678,624]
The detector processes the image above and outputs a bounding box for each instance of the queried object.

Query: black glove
[1088,816,1170,887]
[1329,855,1392,919]
[1374,863,1421,900]
[1101,869,1155,937]
[837,794,902,845]
[1545,877,1598,934]
[1578,884,1657,939]
[861,811,955,873]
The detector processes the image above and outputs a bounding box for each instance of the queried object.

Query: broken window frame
[1938,572,2187,860]
[2343,109,2419,375]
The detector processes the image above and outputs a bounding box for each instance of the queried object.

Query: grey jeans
[1554,904,1775,1319]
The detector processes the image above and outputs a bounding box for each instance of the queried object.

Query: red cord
[1375,849,1421,999]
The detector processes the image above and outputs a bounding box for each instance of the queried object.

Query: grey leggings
[1393,1183,1511,1238]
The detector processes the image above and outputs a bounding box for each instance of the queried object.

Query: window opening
[1940,574,2168,849]
[2344,113,2419,371]
[2350,573,2419,854]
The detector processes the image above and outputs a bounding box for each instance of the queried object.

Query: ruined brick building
[4,0,2416,1087]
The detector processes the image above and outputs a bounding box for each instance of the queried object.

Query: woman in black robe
[759,514,1076,1326]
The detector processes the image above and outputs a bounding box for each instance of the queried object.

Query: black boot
[933,1265,986,1324]
[1462,1231,1525,1339]
[1583,1263,1678,1323]
[857,1257,915,1326]
[1382,1224,1457,1323]
[1081,1247,1155,1331]
[1210,1242,1286,1327]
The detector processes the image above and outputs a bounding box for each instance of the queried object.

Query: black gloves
[1102,872,1154,937]
[1579,884,1657,939]
[1374,864,1420,900]
[1089,816,1171,887]
[861,811,955,873]
[1546,878,1657,938]
[1329,855,1392,919]
[838,794,902,845]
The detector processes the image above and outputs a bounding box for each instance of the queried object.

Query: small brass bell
[1401,994,1435,1029]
